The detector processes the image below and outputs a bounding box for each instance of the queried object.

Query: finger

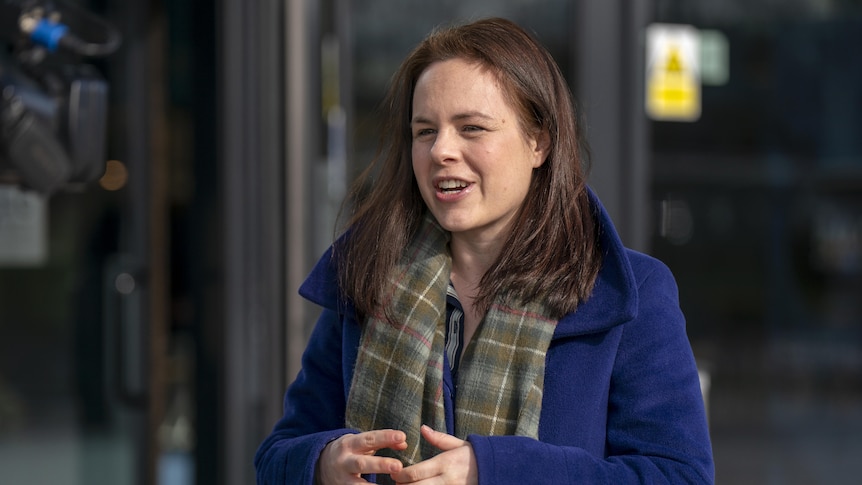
[390,460,438,484]
[393,444,478,485]
[346,454,404,476]
[420,425,465,451]
[320,438,398,485]
[347,429,408,454]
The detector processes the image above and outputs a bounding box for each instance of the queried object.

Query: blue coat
[255,196,715,484]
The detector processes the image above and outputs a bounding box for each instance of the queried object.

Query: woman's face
[411,58,548,243]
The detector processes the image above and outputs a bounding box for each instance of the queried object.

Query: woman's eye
[463,125,483,133]
[415,128,435,138]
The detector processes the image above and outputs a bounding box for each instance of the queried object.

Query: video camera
[0,0,120,195]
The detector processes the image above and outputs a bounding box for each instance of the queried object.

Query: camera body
[0,55,108,193]
[0,0,113,195]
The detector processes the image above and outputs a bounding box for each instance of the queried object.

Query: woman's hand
[316,429,408,484]
[390,426,478,485]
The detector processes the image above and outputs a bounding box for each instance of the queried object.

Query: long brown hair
[336,17,602,320]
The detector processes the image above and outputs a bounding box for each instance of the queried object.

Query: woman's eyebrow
[411,111,495,125]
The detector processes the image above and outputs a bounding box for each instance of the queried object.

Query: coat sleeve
[468,256,715,484]
[254,308,357,485]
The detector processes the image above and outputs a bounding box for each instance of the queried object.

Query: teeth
[438,180,468,190]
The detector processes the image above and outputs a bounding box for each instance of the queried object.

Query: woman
[256,17,714,485]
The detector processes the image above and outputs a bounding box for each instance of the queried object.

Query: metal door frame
[219,0,320,483]
[575,0,653,252]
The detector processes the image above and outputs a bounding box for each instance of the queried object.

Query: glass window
[651,1,862,483]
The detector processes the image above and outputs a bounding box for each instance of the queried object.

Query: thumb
[420,425,465,451]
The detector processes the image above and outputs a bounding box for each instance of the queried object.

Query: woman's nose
[429,129,459,164]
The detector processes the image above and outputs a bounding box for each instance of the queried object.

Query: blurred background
[1,0,860,484]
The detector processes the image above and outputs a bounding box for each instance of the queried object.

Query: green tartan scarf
[345,214,557,472]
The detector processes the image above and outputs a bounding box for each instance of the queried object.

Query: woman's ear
[531,129,551,168]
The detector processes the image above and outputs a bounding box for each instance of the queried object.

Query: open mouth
[436,179,470,194]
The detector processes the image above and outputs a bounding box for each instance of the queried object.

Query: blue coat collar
[553,188,638,338]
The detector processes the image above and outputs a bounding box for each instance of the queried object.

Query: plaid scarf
[345,215,557,474]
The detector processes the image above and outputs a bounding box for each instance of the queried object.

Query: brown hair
[336,17,602,320]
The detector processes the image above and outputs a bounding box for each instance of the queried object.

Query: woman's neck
[449,235,500,288]
[448,234,504,347]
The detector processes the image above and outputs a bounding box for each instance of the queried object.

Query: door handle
[103,253,147,405]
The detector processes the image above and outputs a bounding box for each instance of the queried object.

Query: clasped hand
[317,425,478,485]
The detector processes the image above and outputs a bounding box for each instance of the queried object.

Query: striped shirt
[445,281,465,378]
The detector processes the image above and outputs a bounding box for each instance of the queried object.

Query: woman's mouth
[436,179,470,193]
[432,178,473,202]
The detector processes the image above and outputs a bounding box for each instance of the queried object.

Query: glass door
[649,1,862,483]
[0,185,144,485]
[0,1,174,483]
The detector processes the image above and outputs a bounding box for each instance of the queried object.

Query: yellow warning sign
[646,24,701,122]
[666,48,683,72]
